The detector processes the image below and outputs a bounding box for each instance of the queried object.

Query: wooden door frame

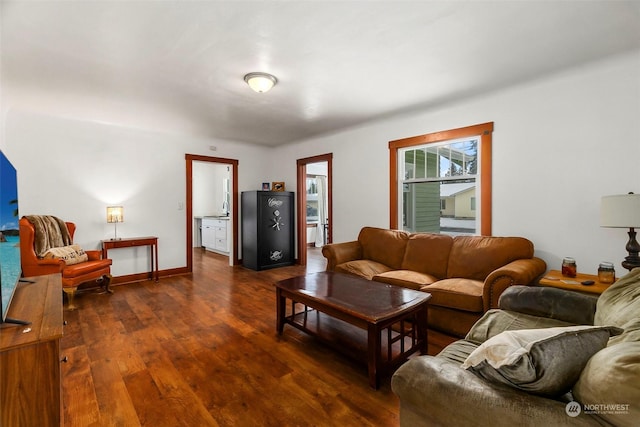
[185,154,240,271]
[296,153,333,266]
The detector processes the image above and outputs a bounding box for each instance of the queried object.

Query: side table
[102,236,159,282]
[538,270,615,295]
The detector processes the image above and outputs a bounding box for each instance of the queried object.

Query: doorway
[296,153,333,266]
[186,154,239,272]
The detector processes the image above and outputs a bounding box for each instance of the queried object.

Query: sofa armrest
[21,257,65,277]
[85,250,102,261]
[499,285,597,325]
[392,356,603,427]
[39,257,66,267]
[482,257,547,311]
[321,241,362,271]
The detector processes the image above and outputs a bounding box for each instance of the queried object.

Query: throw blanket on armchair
[25,215,72,257]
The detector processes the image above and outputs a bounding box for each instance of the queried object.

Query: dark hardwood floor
[61,247,401,426]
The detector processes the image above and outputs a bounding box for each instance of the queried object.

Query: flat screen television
[0,149,28,324]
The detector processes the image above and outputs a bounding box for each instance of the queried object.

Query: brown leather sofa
[321,227,547,353]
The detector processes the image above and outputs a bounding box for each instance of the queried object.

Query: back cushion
[447,236,534,280]
[594,267,640,343]
[358,227,409,270]
[402,233,453,278]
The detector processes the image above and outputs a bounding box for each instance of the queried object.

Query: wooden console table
[1,274,64,427]
[102,236,159,282]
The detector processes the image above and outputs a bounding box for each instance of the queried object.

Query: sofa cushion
[373,270,438,290]
[594,267,640,344]
[335,260,393,280]
[43,244,88,265]
[499,285,598,326]
[61,259,112,279]
[436,339,479,365]
[358,227,409,270]
[461,325,622,397]
[447,236,534,281]
[573,341,640,427]
[422,278,484,312]
[401,233,453,278]
[393,357,588,427]
[466,309,576,345]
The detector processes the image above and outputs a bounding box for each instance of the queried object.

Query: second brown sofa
[321,227,547,353]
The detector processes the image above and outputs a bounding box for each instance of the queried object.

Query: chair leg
[100,274,113,294]
[63,287,79,310]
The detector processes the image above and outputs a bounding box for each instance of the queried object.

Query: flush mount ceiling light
[244,72,277,93]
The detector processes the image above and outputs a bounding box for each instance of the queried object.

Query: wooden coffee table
[275,271,431,389]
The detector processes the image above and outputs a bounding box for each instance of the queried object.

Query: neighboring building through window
[389,122,493,236]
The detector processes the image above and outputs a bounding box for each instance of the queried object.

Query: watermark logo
[583,403,630,415]
[566,401,630,417]
[566,401,581,417]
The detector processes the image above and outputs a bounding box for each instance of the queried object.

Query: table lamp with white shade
[601,193,640,271]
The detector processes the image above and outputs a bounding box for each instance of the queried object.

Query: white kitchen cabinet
[201,218,215,249]
[202,217,229,254]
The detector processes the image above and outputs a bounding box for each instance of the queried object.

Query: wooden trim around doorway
[296,153,333,266]
[185,154,240,272]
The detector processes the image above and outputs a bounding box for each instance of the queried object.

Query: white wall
[193,162,230,217]
[274,50,640,275]
[3,110,271,276]
[3,50,638,276]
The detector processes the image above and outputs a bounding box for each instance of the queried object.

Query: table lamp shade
[107,206,123,223]
[600,194,640,228]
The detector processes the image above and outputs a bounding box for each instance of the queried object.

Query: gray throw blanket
[25,215,73,257]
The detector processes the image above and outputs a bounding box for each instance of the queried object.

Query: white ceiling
[2,1,640,146]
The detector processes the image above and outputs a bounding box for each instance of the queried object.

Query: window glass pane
[306,177,316,194]
[399,137,479,235]
[404,150,415,179]
[425,147,438,178]
[307,177,319,222]
[451,139,478,175]
[306,199,318,221]
[403,180,476,236]
[414,149,426,179]
[403,181,440,233]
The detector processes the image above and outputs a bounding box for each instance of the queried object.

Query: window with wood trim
[389,122,493,236]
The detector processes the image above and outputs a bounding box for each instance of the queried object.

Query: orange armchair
[19,216,112,309]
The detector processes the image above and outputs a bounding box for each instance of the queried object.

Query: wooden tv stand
[0,274,64,427]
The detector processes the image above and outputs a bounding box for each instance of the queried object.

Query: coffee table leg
[417,305,428,354]
[367,324,381,389]
[276,288,285,335]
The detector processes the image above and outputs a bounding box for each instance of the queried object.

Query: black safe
[241,191,294,270]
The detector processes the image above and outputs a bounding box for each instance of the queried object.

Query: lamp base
[109,237,122,241]
[622,227,640,271]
